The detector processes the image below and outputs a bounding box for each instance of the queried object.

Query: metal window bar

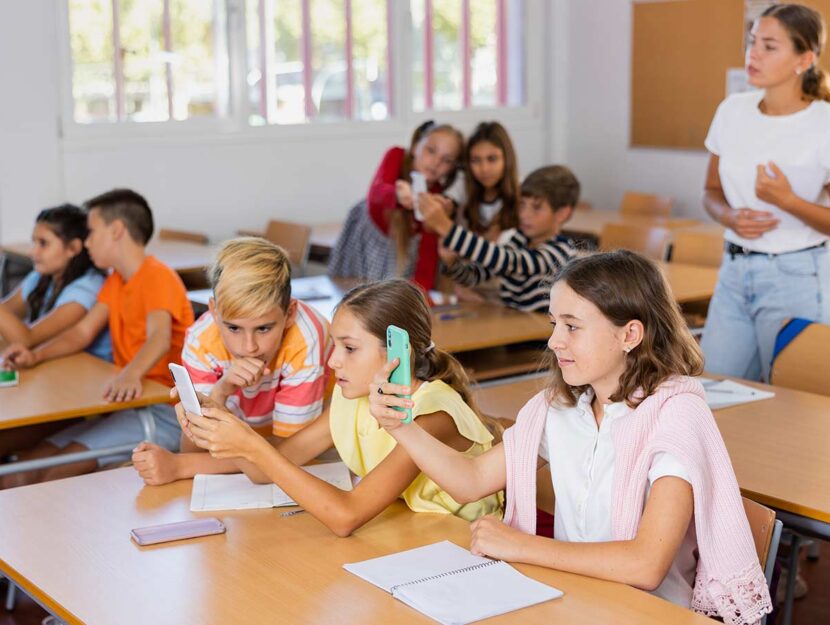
[495,0,507,106]
[344,0,354,119]
[163,0,174,119]
[301,0,315,120]
[111,0,125,120]
[385,0,393,116]
[461,0,471,108]
[257,0,269,121]
[424,0,434,109]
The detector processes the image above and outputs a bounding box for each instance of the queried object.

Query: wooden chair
[264,219,312,276]
[599,223,672,261]
[619,191,673,217]
[771,319,830,396]
[158,228,209,244]
[743,497,782,625]
[670,230,724,268]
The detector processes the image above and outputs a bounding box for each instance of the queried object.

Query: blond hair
[209,237,292,319]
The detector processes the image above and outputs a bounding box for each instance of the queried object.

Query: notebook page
[397,560,563,625]
[701,378,775,410]
[344,541,488,593]
[190,473,275,511]
[271,462,354,507]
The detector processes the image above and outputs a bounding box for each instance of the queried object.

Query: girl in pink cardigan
[370,250,772,625]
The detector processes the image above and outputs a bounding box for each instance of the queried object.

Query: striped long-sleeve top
[442,225,576,312]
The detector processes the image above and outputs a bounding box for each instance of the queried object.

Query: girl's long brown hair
[337,279,502,439]
[544,251,704,408]
[390,123,464,274]
[462,121,520,234]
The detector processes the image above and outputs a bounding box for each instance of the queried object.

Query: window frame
[57,0,544,147]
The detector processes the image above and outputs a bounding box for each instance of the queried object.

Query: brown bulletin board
[631,0,830,150]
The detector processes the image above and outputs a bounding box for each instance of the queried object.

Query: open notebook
[190,462,352,512]
[701,378,775,410]
[344,540,562,625]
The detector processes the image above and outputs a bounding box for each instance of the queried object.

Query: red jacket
[367,146,441,291]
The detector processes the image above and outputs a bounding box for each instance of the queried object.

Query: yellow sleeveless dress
[329,380,503,521]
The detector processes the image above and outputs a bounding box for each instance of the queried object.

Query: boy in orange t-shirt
[2,189,194,487]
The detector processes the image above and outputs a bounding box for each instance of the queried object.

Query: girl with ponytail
[0,204,110,361]
[179,279,502,537]
[701,2,830,381]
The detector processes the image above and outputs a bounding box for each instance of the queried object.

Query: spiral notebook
[343,540,563,625]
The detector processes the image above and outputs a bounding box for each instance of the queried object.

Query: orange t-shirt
[97,255,194,386]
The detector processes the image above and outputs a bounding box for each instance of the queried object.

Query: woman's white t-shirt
[705,90,830,254]
[539,392,698,608]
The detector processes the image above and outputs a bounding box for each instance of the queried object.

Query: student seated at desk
[180,279,502,536]
[423,165,579,312]
[369,252,772,625]
[132,237,332,485]
[1,189,194,488]
[0,204,112,458]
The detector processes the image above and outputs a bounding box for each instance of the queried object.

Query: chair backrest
[771,319,830,395]
[742,497,782,591]
[158,228,209,244]
[670,230,724,268]
[599,223,672,261]
[619,191,673,217]
[264,219,312,274]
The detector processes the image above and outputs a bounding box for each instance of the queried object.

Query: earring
[624,346,632,354]
[796,68,803,76]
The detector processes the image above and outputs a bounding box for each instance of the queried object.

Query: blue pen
[438,311,477,321]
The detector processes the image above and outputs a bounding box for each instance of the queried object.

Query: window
[67,0,230,123]
[64,0,525,127]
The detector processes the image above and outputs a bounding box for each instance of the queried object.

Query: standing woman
[701,3,830,381]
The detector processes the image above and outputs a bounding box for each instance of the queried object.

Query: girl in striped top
[422,165,580,312]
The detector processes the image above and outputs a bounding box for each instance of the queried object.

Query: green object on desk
[0,369,19,387]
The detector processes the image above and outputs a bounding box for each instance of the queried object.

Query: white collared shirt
[539,391,698,607]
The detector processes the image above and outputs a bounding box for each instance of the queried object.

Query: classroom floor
[1,539,828,625]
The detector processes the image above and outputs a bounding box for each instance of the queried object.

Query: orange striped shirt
[182,300,332,437]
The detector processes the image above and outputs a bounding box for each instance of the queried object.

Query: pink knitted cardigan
[502,376,772,625]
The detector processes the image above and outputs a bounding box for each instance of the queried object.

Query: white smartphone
[410,171,427,221]
[169,363,202,417]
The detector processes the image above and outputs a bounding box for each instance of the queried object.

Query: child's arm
[185,397,473,537]
[0,288,87,348]
[369,359,507,502]
[367,147,407,232]
[443,257,493,288]
[469,476,694,592]
[103,309,172,402]
[1,302,109,368]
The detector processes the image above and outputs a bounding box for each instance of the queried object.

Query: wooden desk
[473,376,830,535]
[661,262,719,304]
[1,239,218,276]
[0,468,715,625]
[562,210,702,240]
[1,352,170,430]
[237,221,342,262]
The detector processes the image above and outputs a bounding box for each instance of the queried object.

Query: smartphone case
[168,363,202,416]
[130,517,226,546]
[386,325,413,424]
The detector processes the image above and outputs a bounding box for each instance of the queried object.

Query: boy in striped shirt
[133,237,331,485]
[421,165,579,312]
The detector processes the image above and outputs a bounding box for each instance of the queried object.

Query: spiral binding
[389,559,500,595]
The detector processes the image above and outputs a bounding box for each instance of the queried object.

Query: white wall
[561,0,712,219]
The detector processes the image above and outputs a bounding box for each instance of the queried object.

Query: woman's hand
[396,180,414,210]
[723,207,779,239]
[368,358,414,432]
[756,162,797,212]
[470,515,532,561]
[178,393,261,460]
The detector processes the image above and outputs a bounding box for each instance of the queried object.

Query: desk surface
[0,352,171,429]
[1,239,218,274]
[0,468,715,625]
[661,262,719,304]
[474,376,830,525]
[561,209,716,239]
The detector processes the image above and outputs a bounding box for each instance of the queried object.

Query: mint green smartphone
[386,325,413,424]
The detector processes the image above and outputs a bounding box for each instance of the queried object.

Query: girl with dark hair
[702,3,830,381]
[370,251,772,625]
[177,279,502,537]
[0,204,110,361]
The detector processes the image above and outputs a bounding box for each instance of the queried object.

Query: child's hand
[368,358,415,431]
[396,180,413,209]
[454,284,485,303]
[1,343,38,370]
[103,370,143,403]
[172,390,221,444]
[184,403,260,460]
[470,515,531,561]
[132,441,181,486]
[218,357,271,392]
[420,194,454,237]
[438,245,459,267]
